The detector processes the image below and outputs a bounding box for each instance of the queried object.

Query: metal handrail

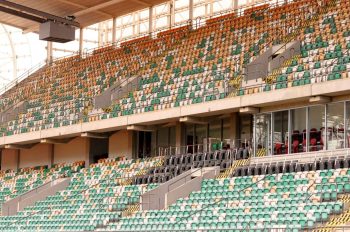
[0,61,47,96]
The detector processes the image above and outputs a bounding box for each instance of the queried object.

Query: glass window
[347,102,350,148]
[255,114,271,156]
[290,108,306,153]
[240,114,252,147]
[209,119,221,150]
[223,117,231,149]
[273,111,288,155]
[196,124,208,151]
[309,105,325,152]
[185,124,194,153]
[169,126,176,147]
[209,119,221,140]
[327,102,345,149]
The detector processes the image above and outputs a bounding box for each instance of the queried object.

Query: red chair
[292,140,299,153]
[292,130,300,153]
[310,128,318,151]
[275,143,282,155]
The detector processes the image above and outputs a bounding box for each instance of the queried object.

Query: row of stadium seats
[105,167,349,231]
[0,157,161,231]
[133,147,250,185]
[1,21,188,136]
[0,161,84,214]
[248,0,350,95]
[95,0,324,119]
[235,155,350,177]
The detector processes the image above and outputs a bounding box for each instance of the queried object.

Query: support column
[1,149,19,171]
[46,41,53,64]
[189,0,194,26]
[16,149,20,171]
[253,114,256,157]
[98,23,103,47]
[135,13,140,36]
[112,18,117,44]
[109,130,133,159]
[84,138,91,167]
[175,122,182,149]
[149,6,153,36]
[79,28,84,57]
[229,113,239,148]
[233,0,239,14]
[49,144,54,168]
[169,0,175,28]
[209,0,214,17]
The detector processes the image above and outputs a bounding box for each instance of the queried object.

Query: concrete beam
[309,96,331,104]
[216,114,232,119]
[81,132,109,139]
[4,144,37,150]
[40,138,74,144]
[127,125,156,131]
[161,122,177,127]
[239,107,259,114]
[179,116,208,124]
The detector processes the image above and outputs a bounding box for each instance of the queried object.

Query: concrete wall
[165,175,203,208]
[166,168,219,207]
[142,167,219,210]
[1,149,19,171]
[141,169,198,211]
[109,130,133,159]
[269,40,301,71]
[54,137,90,165]
[19,144,52,168]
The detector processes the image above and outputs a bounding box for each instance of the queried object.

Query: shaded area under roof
[0,0,168,32]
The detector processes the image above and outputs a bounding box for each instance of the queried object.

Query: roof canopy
[0,0,168,33]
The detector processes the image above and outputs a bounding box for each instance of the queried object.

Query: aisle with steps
[313,194,350,232]
[216,158,250,179]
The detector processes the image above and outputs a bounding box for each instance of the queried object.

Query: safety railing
[251,147,350,164]
[123,173,350,232]
[95,227,350,231]
[0,60,47,96]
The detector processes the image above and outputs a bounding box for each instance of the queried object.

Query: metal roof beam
[73,0,126,17]
[55,0,113,18]
[0,0,80,27]
[0,5,45,23]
